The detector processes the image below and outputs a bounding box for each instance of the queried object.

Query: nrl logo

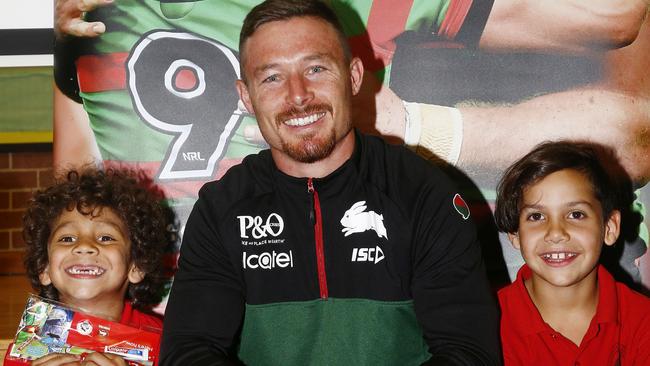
[340,201,388,239]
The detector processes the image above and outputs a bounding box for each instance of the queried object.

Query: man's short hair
[239,0,351,79]
[494,141,621,234]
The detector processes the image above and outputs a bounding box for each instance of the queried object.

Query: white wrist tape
[403,101,463,165]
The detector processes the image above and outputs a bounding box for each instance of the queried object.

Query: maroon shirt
[499,264,650,365]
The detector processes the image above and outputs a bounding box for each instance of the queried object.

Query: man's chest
[221,186,415,304]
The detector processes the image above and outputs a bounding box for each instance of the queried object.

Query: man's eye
[262,74,279,83]
[526,212,544,221]
[309,66,324,74]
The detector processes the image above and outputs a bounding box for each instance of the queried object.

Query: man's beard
[281,127,337,163]
[276,103,343,163]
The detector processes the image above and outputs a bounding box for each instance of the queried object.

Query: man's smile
[283,112,326,127]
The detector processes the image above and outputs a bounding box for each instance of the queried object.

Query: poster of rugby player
[54,0,650,295]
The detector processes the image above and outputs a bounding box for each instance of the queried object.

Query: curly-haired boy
[20,167,171,365]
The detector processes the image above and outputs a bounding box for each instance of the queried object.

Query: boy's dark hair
[239,0,351,80]
[23,168,173,310]
[495,141,620,234]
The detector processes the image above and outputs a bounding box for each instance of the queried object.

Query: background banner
[53,0,650,295]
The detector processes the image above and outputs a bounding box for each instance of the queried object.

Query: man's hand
[55,0,114,38]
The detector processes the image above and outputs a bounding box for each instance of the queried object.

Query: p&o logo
[237,213,284,239]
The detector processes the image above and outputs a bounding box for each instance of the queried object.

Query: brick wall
[0,149,53,273]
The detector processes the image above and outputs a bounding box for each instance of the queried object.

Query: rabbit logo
[340,201,388,239]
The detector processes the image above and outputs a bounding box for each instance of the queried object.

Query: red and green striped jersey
[58,0,489,226]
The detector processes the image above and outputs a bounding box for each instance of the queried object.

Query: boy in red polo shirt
[494,141,650,365]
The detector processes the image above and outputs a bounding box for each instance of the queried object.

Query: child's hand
[31,352,79,365]
[30,352,128,366]
[78,352,128,366]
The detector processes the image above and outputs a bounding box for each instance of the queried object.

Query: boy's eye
[58,236,76,243]
[98,235,116,243]
[568,211,586,219]
[526,212,544,221]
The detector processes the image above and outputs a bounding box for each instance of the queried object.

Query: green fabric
[238,298,431,366]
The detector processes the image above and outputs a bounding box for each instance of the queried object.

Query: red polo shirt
[498,264,650,366]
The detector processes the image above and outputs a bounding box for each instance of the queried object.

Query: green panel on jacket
[238,298,431,365]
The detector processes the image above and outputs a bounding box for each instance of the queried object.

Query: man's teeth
[284,113,325,127]
[541,252,577,260]
[66,266,105,276]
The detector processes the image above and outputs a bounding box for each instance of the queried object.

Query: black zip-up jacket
[161,131,500,365]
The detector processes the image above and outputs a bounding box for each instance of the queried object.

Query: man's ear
[128,264,145,284]
[507,232,521,250]
[603,210,621,246]
[39,265,52,286]
[236,79,255,115]
[349,57,364,96]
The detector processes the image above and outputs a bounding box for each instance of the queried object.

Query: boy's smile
[39,207,144,314]
[508,169,620,290]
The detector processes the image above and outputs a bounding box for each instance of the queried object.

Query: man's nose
[544,220,569,244]
[287,74,314,106]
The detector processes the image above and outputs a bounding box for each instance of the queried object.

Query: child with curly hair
[14,167,171,365]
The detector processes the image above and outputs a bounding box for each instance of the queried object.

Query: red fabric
[4,302,162,365]
[438,0,473,40]
[498,264,650,365]
[77,53,129,92]
[120,301,163,331]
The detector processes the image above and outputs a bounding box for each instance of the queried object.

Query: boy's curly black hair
[23,167,175,310]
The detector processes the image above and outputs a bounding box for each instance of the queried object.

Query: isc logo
[351,246,385,264]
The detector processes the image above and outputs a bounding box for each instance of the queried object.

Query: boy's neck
[525,268,600,345]
[62,295,126,322]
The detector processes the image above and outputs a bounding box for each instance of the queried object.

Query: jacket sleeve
[160,187,244,366]
[410,179,501,366]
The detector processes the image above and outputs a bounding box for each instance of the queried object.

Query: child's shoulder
[497,265,530,306]
[120,301,164,330]
[614,280,650,318]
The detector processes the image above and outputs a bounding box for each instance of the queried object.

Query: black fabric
[161,132,500,365]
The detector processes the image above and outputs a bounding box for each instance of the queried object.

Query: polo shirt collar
[509,264,619,337]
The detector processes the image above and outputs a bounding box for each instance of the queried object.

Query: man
[160,1,500,365]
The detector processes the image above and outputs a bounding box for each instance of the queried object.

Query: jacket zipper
[308,178,328,299]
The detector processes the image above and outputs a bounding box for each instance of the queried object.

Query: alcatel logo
[243,250,294,269]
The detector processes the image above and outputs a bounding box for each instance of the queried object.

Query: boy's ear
[39,266,52,286]
[603,210,621,246]
[128,264,145,284]
[507,232,521,250]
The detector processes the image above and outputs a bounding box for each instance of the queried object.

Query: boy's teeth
[66,266,105,276]
[541,252,576,260]
[284,112,325,126]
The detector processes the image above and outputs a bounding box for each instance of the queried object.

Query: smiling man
[160,1,500,365]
